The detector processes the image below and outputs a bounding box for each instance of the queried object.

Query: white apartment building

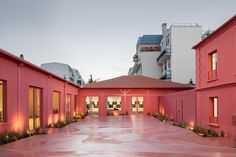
[128,35,163,79]
[41,62,85,86]
[157,23,202,84]
[129,23,202,84]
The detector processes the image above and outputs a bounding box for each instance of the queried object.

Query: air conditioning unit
[232,115,236,125]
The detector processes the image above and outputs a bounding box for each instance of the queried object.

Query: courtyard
[0,115,236,157]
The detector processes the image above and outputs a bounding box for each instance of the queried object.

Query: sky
[0,0,235,82]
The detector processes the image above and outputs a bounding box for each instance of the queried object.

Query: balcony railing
[208,70,217,80]
[133,54,139,62]
[209,116,218,124]
[156,46,171,64]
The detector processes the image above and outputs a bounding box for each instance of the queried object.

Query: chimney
[162,23,167,36]
[20,54,24,59]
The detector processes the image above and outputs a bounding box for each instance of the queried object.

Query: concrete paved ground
[0,115,236,157]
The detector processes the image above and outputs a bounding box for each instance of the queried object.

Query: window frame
[208,51,218,80]
[209,97,218,124]
[52,91,60,114]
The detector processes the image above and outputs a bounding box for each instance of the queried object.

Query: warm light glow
[113,111,119,116]
[48,116,53,125]
[159,106,165,115]
[13,115,24,132]
[187,121,195,130]
[60,114,65,121]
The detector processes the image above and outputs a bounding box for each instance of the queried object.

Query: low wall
[158,89,196,124]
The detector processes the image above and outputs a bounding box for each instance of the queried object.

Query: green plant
[0,131,10,144]
[74,112,87,119]
[234,137,236,148]
[152,113,171,122]
[206,129,218,137]
[175,122,189,129]
[9,131,21,141]
[220,130,225,137]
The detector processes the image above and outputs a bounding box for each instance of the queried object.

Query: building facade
[78,76,193,117]
[0,49,79,133]
[157,23,202,84]
[193,15,236,138]
[41,62,85,86]
[129,23,202,84]
[128,35,163,79]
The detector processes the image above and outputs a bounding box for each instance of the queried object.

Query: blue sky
[0,0,235,82]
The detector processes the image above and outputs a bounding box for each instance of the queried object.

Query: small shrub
[9,131,21,141]
[234,137,236,148]
[152,113,171,122]
[0,131,10,144]
[208,129,219,137]
[21,131,30,138]
[74,112,87,119]
[147,112,151,116]
[176,122,189,129]
[220,130,225,137]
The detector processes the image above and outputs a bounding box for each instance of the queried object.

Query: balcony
[133,54,139,63]
[157,46,171,64]
[208,70,217,80]
[209,116,218,124]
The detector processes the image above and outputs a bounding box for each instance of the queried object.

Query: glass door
[29,87,42,131]
[66,94,71,120]
[131,97,144,113]
[85,96,99,115]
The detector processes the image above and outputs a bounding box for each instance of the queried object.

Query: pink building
[193,15,236,137]
[78,76,193,117]
[0,49,79,133]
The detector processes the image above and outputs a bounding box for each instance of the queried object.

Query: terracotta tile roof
[83,75,194,89]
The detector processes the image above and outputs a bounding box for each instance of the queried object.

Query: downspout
[17,63,23,131]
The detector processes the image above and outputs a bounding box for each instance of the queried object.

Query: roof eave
[193,14,236,50]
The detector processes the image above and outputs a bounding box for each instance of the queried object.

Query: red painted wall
[194,17,236,138]
[0,54,79,133]
[78,88,188,117]
[196,85,236,137]
[158,89,196,124]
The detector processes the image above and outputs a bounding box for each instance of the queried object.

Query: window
[74,95,77,113]
[209,97,218,124]
[52,91,60,114]
[85,96,99,114]
[107,96,121,110]
[208,52,218,80]
[0,80,6,123]
[66,94,71,120]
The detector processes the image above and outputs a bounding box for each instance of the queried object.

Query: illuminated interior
[131,97,144,112]
[66,94,71,120]
[28,87,41,130]
[52,91,60,114]
[0,81,4,122]
[106,96,121,110]
[85,96,99,114]
[52,91,60,123]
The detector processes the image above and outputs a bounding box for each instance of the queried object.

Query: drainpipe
[17,63,23,131]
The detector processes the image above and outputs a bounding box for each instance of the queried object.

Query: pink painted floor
[1,115,236,157]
